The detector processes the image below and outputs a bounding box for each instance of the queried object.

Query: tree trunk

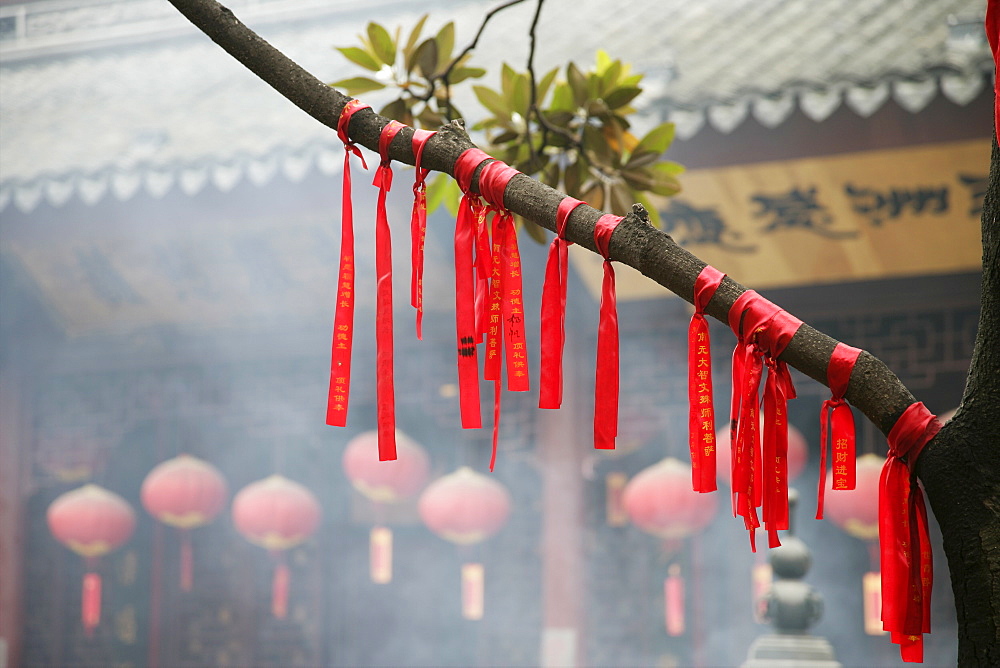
[167,0,1000,661]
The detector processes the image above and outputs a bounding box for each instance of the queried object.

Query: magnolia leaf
[473,85,511,119]
[449,66,486,85]
[518,215,549,244]
[609,181,634,216]
[435,22,455,68]
[634,122,676,157]
[379,98,410,124]
[367,22,396,66]
[600,61,623,94]
[583,124,613,166]
[416,106,444,130]
[501,63,518,100]
[511,71,530,117]
[549,83,575,112]
[605,86,642,110]
[413,38,439,79]
[582,183,604,211]
[595,49,612,75]
[426,172,462,217]
[567,62,588,107]
[402,14,429,63]
[330,76,386,95]
[536,66,559,103]
[335,47,381,72]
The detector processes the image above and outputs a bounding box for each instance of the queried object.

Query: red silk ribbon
[727,291,802,550]
[372,121,404,461]
[988,3,1000,134]
[452,149,494,430]
[881,402,940,663]
[593,214,623,450]
[689,266,725,492]
[410,129,435,340]
[539,197,585,409]
[816,342,862,518]
[327,100,370,428]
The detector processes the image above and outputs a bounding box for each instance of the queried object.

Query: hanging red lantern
[622,457,718,637]
[47,484,136,636]
[418,467,511,619]
[822,452,885,635]
[141,454,228,591]
[232,475,321,619]
[343,430,430,583]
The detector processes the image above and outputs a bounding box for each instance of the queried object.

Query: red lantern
[141,454,228,591]
[47,484,136,636]
[343,430,430,584]
[823,453,885,635]
[232,475,321,618]
[623,457,718,637]
[418,467,511,619]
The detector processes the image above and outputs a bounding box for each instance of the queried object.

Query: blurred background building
[0,0,991,665]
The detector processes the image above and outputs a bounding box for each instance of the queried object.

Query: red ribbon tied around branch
[987,2,1000,134]
[452,148,494,430]
[477,159,527,470]
[593,214,623,450]
[881,402,940,663]
[816,342,862,518]
[727,291,802,550]
[539,197,585,409]
[326,99,370,428]
[689,266,725,493]
[371,121,404,461]
[410,129,435,340]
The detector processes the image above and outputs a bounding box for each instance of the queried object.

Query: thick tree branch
[167,0,918,437]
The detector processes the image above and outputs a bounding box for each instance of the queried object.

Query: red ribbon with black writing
[410,129,435,340]
[881,402,939,663]
[816,342,862,518]
[452,149,494,429]
[539,197,585,409]
[326,100,369,427]
[593,214,623,450]
[688,265,725,492]
[371,121,404,461]
[727,292,802,549]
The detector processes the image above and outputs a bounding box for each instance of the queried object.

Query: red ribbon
[326,100,370,427]
[988,3,1000,134]
[727,291,802,549]
[410,129,435,340]
[593,214,623,450]
[372,121,404,461]
[451,149,494,429]
[816,342,862,518]
[688,265,725,492]
[881,402,940,663]
[539,197,585,409]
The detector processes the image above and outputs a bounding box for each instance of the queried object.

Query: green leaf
[536,67,559,104]
[329,76,386,95]
[335,47,381,72]
[549,82,575,112]
[435,22,455,68]
[649,162,683,196]
[595,49,612,75]
[473,85,511,119]
[402,14,429,63]
[604,86,641,110]
[412,38,439,79]
[379,98,410,123]
[511,71,530,117]
[416,106,444,130]
[518,216,549,244]
[426,172,462,217]
[609,181,634,215]
[634,122,676,157]
[449,66,486,85]
[600,61,622,94]
[566,62,588,107]
[500,63,518,100]
[367,22,396,66]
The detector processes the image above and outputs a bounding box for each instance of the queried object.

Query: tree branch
[166,0,918,436]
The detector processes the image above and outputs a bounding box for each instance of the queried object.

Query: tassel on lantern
[665,564,685,636]
[82,571,102,636]
[864,571,886,635]
[462,562,485,620]
[271,557,290,619]
[180,530,194,592]
[370,526,393,584]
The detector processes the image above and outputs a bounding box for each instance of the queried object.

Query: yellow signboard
[573,139,989,300]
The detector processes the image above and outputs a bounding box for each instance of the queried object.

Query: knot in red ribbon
[539,197,585,409]
[454,148,493,194]
[593,214,623,450]
[326,99,371,429]
[477,160,521,212]
[881,402,940,663]
[816,342,862,519]
[373,120,403,189]
[688,266,725,493]
[410,129,435,340]
[727,291,803,549]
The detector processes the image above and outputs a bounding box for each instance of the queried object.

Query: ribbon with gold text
[410,129,435,340]
[816,342,862,518]
[539,197,585,409]
[881,402,939,663]
[371,121,404,461]
[688,265,725,492]
[593,214,623,450]
[727,291,802,549]
[326,100,370,427]
[452,149,494,429]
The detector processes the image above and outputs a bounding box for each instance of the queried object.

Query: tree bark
[167,0,1000,662]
